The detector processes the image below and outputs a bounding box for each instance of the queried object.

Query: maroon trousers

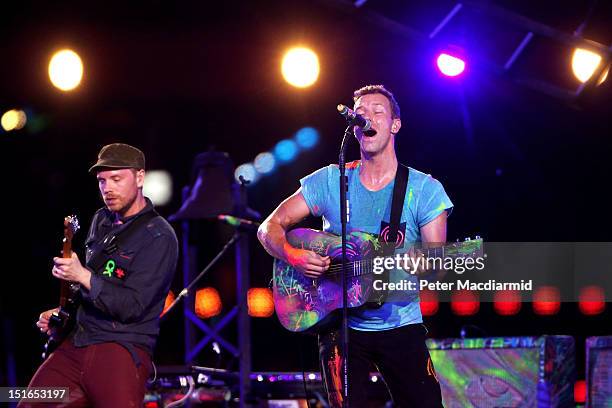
[18,340,151,408]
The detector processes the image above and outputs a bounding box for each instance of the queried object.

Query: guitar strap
[386,164,409,254]
[370,163,409,307]
[88,209,159,273]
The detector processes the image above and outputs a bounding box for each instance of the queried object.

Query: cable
[147,360,157,384]
[165,375,195,408]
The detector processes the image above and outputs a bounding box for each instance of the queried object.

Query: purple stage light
[436,53,466,77]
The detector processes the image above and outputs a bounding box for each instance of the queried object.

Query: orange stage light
[195,287,222,319]
[161,291,175,317]
[247,288,274,318]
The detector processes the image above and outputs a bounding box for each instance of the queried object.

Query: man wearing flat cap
[21,143,178,407]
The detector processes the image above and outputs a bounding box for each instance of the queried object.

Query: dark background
[1,0,610,388]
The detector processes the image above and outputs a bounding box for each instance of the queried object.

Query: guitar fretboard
[324,245,464,277]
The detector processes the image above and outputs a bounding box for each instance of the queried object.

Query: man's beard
[110,191,138,216]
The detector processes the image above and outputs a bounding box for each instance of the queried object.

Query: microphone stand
[161,232,241,319]
[339,124,352,408]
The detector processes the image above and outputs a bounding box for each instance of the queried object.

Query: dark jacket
[72,198,178,357]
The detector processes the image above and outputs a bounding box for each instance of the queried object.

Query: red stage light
[451,290,479,316]
[532,286,560,315]
[578,285,606,315]
[247,288,274,317]
[419,288,439,316]
[493,290,522,316]
[574,379,586,403]
[195,287,222,319]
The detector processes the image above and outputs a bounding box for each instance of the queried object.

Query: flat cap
[89,143,145,173]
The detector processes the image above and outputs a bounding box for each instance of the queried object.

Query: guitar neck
[59,238,73,307]
[326,241,482,278]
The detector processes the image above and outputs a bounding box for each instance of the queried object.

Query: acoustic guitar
[272,228,483,333]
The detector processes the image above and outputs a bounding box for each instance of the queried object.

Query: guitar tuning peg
[475,235,481,240]
[464,237,471,241]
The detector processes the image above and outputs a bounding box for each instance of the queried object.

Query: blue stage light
[274,139,298,162]
[234,163,259,185]
[294,127,319,149]
[254,152,276,174]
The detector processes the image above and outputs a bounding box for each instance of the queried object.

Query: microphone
[217,214,261,230]
[337,104,372,131]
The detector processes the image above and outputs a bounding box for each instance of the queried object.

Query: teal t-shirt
[299,161,453,331]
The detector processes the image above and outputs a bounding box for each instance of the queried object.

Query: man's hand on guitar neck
[402,246,428,276]
[284,244,330,279]
[52,252,92,290]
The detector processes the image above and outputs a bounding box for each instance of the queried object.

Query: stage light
[571,48,609,85]
[195,287,222,319]
[274,139,298,162]
[451,290,479,316]
[578,285,605,315]
[254,152,276,174]
[48,49,83,91]
[1,109,27,132]
[281,47,320,88]
[234,163,258,184]
[493,290,522,316]
[161,291,175,317]
[370,375,378,383]
[532,286,560,315]
[419,288,439,316]
[143,170,173,206]
[294,127,319,149]
[247,288,274,317]
[436,53,466,77]
[574,380,586,404]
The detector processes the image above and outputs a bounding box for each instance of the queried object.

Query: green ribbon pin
[103,259,116,277]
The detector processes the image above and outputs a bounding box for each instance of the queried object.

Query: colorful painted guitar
[42,215,81,359]
[273,228,483,333]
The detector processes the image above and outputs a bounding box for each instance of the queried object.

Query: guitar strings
[324,259,374,277]
[316,247,452,277]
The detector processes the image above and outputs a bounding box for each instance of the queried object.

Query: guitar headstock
[447,236,484,258]
[63,215,80,242]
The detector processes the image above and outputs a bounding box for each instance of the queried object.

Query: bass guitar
[42,215,80,359]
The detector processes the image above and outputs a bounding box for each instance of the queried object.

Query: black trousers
[319,323,443,408]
